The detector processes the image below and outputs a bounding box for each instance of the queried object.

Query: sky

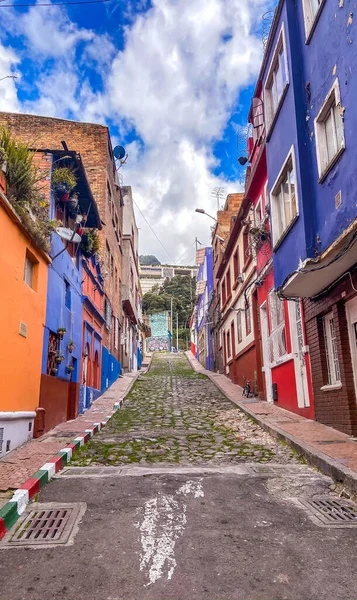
[0,0,273,265]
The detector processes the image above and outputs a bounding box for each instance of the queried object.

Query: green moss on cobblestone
[71,353,297,467]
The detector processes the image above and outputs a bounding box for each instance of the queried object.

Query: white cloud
[0,43,20,112]
[0,0,268,264]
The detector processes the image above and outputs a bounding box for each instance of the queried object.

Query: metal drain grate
[1,503,86,548]
[300,496,357,527]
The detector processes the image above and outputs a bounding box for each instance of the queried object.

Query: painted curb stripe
[40,463,56,480]
[58,448,72,462]
[0,501,19,531]
[9,489,29,515]
[20,478,40,499]
[73,436,85,446]
[47,456,63,472]
[31,470,49,488]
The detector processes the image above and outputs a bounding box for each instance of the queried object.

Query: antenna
[113,145,128,171]
[210,187,226,211]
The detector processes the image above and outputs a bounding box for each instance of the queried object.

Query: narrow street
[1,354,356,600]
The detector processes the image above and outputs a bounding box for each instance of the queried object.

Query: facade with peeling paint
[263,0,357,435]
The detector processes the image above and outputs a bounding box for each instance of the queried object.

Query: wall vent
[335,190,342,209]
[19,322,28,338]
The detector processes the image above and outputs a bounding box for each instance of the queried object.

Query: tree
[142,274,196,331]
[139,255,161,266]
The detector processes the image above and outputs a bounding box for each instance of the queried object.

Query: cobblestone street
[72,353,298,466]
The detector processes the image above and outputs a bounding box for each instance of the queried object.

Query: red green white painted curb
[0,402,120,540]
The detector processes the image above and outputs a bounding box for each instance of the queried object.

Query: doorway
[288,301,310,408]
[260,301,272,402]
[346,296,357,399]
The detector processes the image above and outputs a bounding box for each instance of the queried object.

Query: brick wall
[0,112,123,362]
[304,269,357,435]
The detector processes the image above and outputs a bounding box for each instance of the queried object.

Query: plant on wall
[80,229,100,258]
[0,127,54,253]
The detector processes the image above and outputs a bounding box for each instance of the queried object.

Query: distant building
[140,264,198,295]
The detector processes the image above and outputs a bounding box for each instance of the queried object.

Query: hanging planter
[80,229,100,258]
[66,193,79,218]
[52,167,77,203]
[55,355,65,364]
[65,365,75,374]
[50,368,58,376]
[57,327,66,340]
[67,340,76,353]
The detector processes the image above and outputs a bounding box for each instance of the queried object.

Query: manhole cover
[300,496,357,527]
[1,502,86,548]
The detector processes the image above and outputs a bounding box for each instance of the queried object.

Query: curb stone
[0,358,152,540]
[185,351,357,495]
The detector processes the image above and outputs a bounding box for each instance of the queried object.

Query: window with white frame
[254,198,263,227]
[302,0,325,38]
[237,311,242,344]
[314,79,345,179]
[322,313,341,385]
[268,289,287,362]
[264,25,288,131]
[271,148,298,245]
[245,303,252,335]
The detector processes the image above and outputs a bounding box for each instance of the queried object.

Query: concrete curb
[0,361,151,540]
[185,352,357,494]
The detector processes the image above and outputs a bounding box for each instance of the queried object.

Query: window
[226,268,231,298]
[226,330,231,358]
[243,229,251,263]
[115,267,118,290]
[245,303,252,335]
[237,311,242,344]
[323,313,341,385]
[24,251,38,289]
[252,98,264,146]
[264,25,288,131]
[64,279,71,310]
[231,321,235,356]
[268,289,287,362]
[314,79,345,180]
[105,242,110,272]
[271,148,298,245]
[110,255,114,277]
[233,249,240,281]
[106,183,112,213]
[302,0,325,39]
[254,198,263,227]
[222,279,227,306]
[114,317,119,350]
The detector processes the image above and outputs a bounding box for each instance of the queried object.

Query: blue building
[38,150,101,434]
[195,247,213,370]
[262,1,357,435]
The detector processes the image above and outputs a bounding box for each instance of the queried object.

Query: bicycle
[242,377,251,398]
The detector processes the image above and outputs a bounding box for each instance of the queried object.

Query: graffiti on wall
[146,337,169,352]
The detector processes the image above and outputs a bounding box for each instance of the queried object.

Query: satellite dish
[55,227,81,244]
[113,145,126,160]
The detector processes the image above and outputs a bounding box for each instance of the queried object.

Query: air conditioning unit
[237,273,244,284]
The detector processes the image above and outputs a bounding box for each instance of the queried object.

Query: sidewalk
[186,351,357,493]
[0,358,151,495]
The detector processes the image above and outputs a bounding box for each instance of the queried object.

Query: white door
[260,302,273,402]
[346,297,357,399]
[288,301,310,408]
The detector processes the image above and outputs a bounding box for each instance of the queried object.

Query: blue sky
[0,0,272,264]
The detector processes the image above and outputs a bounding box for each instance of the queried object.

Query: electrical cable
[132,199,175,265]
[175,240,196,265]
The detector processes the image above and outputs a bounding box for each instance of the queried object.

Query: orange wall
[0,199,48,412]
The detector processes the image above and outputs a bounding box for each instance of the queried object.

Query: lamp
[238,156,248,166]
[194,208,217,222]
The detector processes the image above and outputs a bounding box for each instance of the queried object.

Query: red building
[246,89,314,417]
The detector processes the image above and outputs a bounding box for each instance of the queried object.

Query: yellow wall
[0,199,48,412]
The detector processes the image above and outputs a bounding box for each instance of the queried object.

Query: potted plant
[50,367,58,376]
[52,167,77,202]
[55,355,65,364]
[67,340,75,353]
[65,364,75,374]
[57,327,66,339]
[80,229,100,258]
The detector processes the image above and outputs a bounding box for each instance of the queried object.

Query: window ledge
[318,146,345,184]
[232,279,240,291]
[266,83,289,142]
[243,255,253,273]
[272,214,299,252]
[320,383,342,391]
[305,0,327,45]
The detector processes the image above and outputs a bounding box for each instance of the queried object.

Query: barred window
[322,313,341,385]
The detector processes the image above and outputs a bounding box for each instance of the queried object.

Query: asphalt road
[1,354,357,600]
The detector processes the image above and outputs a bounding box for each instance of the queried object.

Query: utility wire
[0,0,109,6]
[175,240,196,265]
[133,199,175,265]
